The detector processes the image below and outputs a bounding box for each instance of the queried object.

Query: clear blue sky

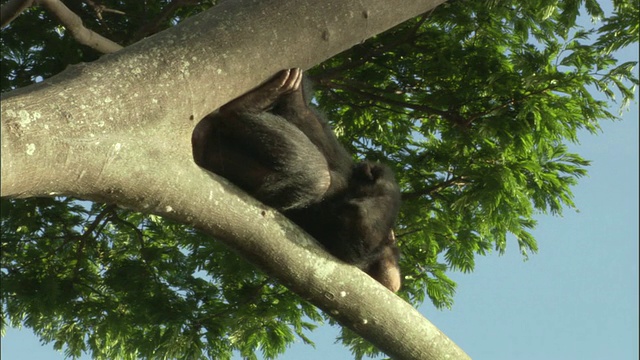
[2,7,638,360]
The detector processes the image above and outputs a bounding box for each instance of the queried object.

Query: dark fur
[192,69,402,291]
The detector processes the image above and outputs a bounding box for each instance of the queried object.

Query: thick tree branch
[0,0,33,28]
[0,0,468,358]
[37,0,123,53]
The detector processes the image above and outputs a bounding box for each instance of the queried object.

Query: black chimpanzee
[191,68,402,291]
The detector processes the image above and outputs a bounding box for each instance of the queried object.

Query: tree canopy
[1,0,637,359]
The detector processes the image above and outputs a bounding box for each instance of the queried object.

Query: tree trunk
[1,0,469,358]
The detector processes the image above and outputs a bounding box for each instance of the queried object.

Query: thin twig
[83,0,125,20]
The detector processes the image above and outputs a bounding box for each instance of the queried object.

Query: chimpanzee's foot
[219,68,303,114]
[277,68,303,95]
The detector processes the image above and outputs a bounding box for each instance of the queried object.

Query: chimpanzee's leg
[268,69,354,194]
[193,68,333,209]
[192,110,330,210]
[219,67,348,174]
[219,68,303,115]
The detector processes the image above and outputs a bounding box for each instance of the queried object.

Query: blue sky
[2,6,638,360]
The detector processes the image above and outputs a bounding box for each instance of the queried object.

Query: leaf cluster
[1,199,322,359]
[308,0,637,311]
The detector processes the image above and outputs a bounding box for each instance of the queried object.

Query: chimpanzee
[191,68,402,292]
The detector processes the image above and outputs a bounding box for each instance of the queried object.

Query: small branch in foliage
[331,80,454,121]
[466,85,555,127]
[83,0,125,20]
[403,176,469,201]
[197,280,271,323]
[81,204,115,240]
[106,207,146,248]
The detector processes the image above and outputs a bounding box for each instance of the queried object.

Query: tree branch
[331,80,453,119]
[37,0,123,53]
[0,0,34,28]
[83,0,126,20]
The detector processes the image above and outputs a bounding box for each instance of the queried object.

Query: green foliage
[1,0,637,358]
[1,199,321,359]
